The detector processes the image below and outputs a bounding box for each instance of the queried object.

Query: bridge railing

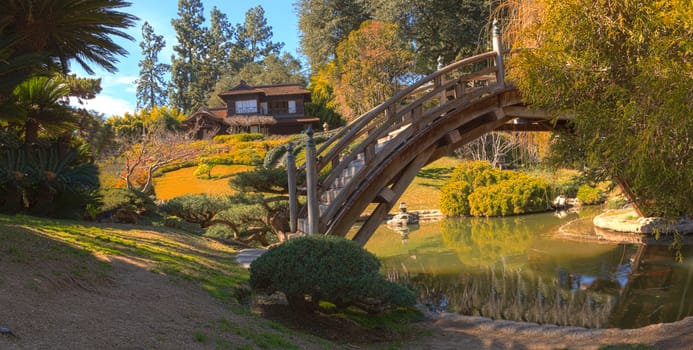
[296,25,510,234]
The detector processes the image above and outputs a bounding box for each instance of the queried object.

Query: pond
[364,208,693,329]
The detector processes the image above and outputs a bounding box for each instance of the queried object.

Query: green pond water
[364,208,693,329]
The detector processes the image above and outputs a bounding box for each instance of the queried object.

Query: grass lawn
[398,156,464,211]
[154,156,462,211]
[154,164,254,200]
[0,214,247,300]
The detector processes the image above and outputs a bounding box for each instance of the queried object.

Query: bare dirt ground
[0,254,333,350]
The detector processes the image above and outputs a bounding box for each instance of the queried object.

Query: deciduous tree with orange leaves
[331,20,415,120]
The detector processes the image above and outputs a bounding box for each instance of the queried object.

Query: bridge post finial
[305,127,319,235]
[286,143,298,233]
[492,18,505,88]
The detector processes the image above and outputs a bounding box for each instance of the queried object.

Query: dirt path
[0,256,327,350]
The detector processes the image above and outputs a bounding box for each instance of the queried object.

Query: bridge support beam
[305,127,319,234]
[286,143,298,233]
[492,19,505,88]
[352,144,436,245]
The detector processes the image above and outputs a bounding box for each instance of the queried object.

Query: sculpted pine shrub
[249,236,416,312]
[160,194,232,228]
[95,187,158,220]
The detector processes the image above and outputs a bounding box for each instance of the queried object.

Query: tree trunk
[615,176,645,217]
[24,119,39,146]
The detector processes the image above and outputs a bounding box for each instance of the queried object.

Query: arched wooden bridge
[294,33,567,245]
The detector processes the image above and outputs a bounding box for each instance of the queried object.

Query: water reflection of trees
[440,216,539,266]
[384,261,616,328]
[382,243,693,329]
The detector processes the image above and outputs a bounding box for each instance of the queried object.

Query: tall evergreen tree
[295,0,369,73]
[232,6,284,66]
[207,53,305,107]
[205,7,235,79]
[376,0,490,72]
[136,22,169,110]
[169,0,207,114]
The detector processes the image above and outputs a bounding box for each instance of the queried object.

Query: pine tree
[169,0,207,114]
[136,22,169,111]
[232,6,284,66]
[205,7,234,80]
[295,0,369,73]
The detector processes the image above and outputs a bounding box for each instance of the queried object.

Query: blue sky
[71,1,301,117]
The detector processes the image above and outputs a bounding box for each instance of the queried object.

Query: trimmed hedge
[440,161,551,217]
[249,236,416,312]
[213,133,265,143]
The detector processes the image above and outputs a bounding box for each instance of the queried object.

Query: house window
[288,100,296,114]
[260,102,268,115]
[235,100,257,114]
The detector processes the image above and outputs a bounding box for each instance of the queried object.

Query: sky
[71,1,301,118]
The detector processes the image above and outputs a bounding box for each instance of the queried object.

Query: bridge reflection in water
[365,210,693,329]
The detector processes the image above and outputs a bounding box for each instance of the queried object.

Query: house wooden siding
[221,94,307,116]
[184,81,319,139]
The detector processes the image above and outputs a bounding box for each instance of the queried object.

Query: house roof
[182,107,226,125]
[218,81,310,99]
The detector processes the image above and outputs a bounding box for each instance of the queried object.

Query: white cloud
[99,75,138,88]
[70,95,136,118]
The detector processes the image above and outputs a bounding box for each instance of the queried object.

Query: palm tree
[0,21,46,120]
[13,75,75,145]
[3,0,138,74]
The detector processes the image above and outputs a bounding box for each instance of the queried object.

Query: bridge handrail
[313,51,498,173]
[299,45,505,231]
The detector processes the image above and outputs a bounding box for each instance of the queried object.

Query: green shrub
[193,162,215,179]
[449,160,506,185]
[263,144,288,168]
[213,133,265,143]
[577,185,603,205]
[440,161,503,216]
[468,175,550,216]
[440,161,550,217]
[200,148,263,166]
[204,224,235,238]
[249,236,416,312]
[160,194,232,228]
[440,180,474,216]
[96,187,158,216]
[229,167,288,194]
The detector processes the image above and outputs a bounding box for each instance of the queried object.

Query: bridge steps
[317,126,408,218]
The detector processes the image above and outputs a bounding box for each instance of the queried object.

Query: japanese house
[183,81,319,139]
